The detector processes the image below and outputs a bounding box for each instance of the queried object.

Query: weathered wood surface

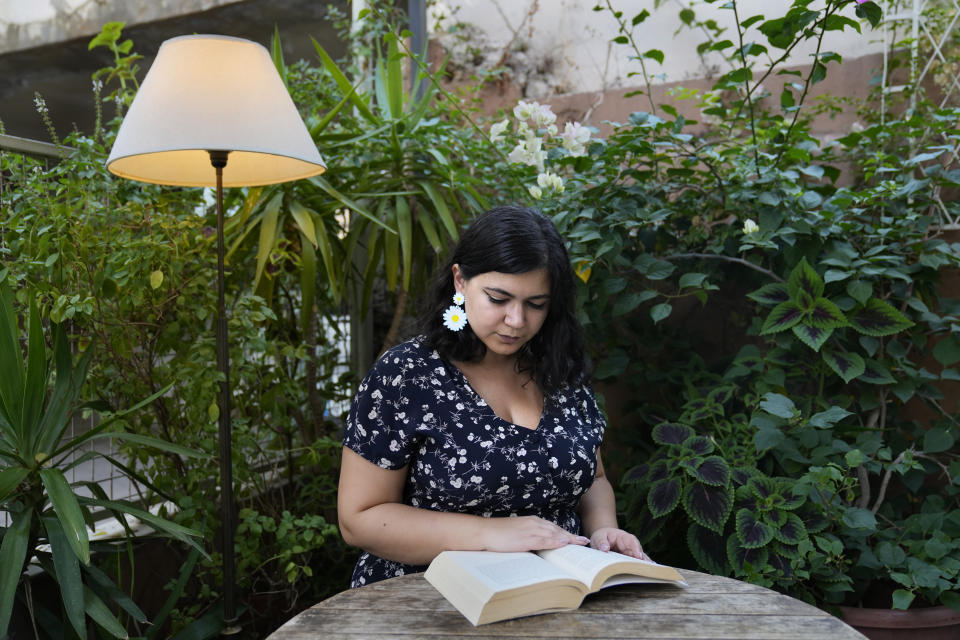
[268,569,867,639]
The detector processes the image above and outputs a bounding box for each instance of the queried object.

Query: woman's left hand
[588,527,651,561]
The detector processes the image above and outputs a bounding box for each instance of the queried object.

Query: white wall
[430,0,887,96]
[0,0,243,54]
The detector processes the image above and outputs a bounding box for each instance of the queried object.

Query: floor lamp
[105,34,327,631]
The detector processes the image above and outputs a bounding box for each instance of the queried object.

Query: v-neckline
[447,361,544,431]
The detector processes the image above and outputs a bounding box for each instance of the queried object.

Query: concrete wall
[430,0,886,96]
[0,0,244,54]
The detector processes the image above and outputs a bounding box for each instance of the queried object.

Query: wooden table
[268,569,867,639]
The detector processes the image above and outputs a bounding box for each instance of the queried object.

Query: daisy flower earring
[443,292,468,331]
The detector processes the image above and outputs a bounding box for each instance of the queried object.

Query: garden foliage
[2,0,960,635]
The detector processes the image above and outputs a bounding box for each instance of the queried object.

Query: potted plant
[0,271,206,638]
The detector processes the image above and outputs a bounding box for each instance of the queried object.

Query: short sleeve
[342,344,418,470]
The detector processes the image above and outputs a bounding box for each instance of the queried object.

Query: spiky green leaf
[807,298,847,329]
[44,517,86,639]
[848,298,914,337]
[760,301,804,334]
[40,468,90,565]
[787,256,824,300]
[0,510,30,636]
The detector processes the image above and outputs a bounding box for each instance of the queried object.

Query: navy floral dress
[342,336,606,587]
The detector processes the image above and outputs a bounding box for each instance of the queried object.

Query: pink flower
[856,0,867,4]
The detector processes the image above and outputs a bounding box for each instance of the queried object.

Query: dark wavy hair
[421,205,588,395]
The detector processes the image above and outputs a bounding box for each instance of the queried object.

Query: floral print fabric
[342,337,606,587]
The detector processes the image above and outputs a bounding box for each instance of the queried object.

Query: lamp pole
[210,149,238,631]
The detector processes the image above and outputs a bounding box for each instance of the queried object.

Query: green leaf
[683,482,733,534]
[0,510,30,636]
[311,37,377,124]
[846,280,873,305]
[860,359,896,385]
[933,335,960,366]
[787,257,824,300]
[612,291,657,316]
[648,479,681,517]
[760,393,796,419]
[0,466,29,504]
[79,562,146,624]
[892,589,915,610]
[83,586,129,638]
[93,432,205,459]
[0,280,25,434]
[82,498,206,557]
[822,350,866,383]
[848,298,914,337]
[315,215,340,303]
[678,272,708,289]
[747,282,789,306]
[856,2,883,29]
[395,196,413,292]
[44,517,86,639]
[417,181,459,242]
[808,406,853,428]
[40,468,90,564]
[736,508,774,548]
[385,33,404,120]
[299,229,316,336]
[21,296,47,450]
[253,192,282,290]
[807,298,848,329]
[760,301,804,334]
[644,49,664,64]
[924,427,954,454]
[289,201,318,249]
[308,176,390,231]
[792,322,833,352]
[650,302,672,324]
[842,507,878,531]
[270,25,287,86]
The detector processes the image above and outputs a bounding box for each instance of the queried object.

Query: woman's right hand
[479,515,590,552]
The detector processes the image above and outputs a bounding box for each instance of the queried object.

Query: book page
[537,545,684,590]
[537,545,625,584]
[443,551,580,591]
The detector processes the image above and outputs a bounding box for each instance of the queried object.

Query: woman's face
[453,265,551,360]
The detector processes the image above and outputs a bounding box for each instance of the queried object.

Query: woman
[338,205,646,587]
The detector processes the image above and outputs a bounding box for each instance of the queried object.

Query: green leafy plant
[0,272,206,638]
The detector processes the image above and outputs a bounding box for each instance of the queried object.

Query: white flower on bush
[489,118,509,143]
[532,103,557,129]
[537,171,564,193]
[508,136,546,172]
[528,185,543,200]
[514,100,536,121]
[560,122,591,157]
[742,219,759,234]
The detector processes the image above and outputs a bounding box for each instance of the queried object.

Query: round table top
[268,568,867,639]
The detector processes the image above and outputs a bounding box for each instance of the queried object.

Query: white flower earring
[443,292,468,332]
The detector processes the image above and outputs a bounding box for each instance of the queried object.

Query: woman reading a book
[338,205,648,587]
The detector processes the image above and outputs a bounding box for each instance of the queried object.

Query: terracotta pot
[838,604,960,640]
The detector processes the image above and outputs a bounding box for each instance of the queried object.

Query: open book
[424,544,687,625]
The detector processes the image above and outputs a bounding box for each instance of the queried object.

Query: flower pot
[838,604,960,640]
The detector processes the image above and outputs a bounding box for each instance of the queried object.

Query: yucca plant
[0,272,205,639]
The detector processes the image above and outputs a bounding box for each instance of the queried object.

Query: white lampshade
[106,34,326,187]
